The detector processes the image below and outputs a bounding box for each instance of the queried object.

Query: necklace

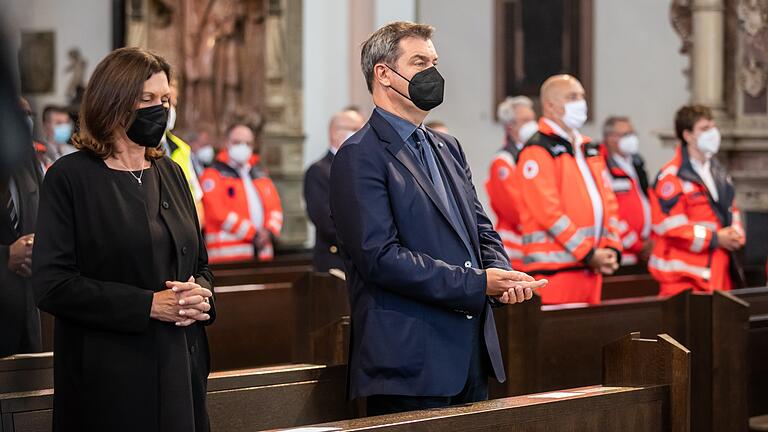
[115,159,148,186]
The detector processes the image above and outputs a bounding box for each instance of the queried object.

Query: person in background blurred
[186,128,216,177]
[304,109,364,272]
[424,119,449,134]
[486,96,537,269]
[600,116,653,266]
[200,122,283,263]
[19,97,50,170]
[0,97,44,357]
[515,75,623,304]
[162,79,205,226]
[649,104,745,295]
[41,105,75,162]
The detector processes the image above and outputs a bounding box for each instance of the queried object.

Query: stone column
[691,0,725,110]
[348,0,375,115]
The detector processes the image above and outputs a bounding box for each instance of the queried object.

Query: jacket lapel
[370,111,458,232]
[427,130,480,254]
[155,160,183,280]
[14,159,41,234]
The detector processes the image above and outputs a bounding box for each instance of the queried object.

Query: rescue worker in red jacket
[486,96,538,269]
[516,75,623,304]
[649,105,745,295]
[200,122,283,263]
[600,116,653,267]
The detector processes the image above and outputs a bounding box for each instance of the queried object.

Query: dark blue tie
[414,128,438,183]
[413,128,478,267]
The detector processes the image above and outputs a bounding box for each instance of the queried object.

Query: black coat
[304,151,344,272]
[0,154,43,356]
[32,151,216,432]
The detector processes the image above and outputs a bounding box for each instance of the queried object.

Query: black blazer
[0,153,43,356]
[32,151,216,432]
[304,151,344,272]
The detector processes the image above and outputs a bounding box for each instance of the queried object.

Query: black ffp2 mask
[126,104,168,148]
[386,65,445,111]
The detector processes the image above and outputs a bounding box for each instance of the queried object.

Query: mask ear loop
[383,64,414,103]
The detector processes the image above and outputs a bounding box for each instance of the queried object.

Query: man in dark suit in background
[330,21,546,416]
[0,98,44,357]
[304,109,364,272]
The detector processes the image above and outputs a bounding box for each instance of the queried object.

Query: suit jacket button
[464,261,472,268]
[466,315,473,320]
[329,245,338,254]
[162,201,170,209]
[182,246,188,255]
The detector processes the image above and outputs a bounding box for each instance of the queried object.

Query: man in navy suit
[304,110,365,272]
[329,21,547,416]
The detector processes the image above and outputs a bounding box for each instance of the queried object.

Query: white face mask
[228,142,253,165]
[517,120,538,145]
[562,100,588,130]
[696,127,721,157]
[196,145,215,165]
[618,134,639,155]
[166,106,177,132]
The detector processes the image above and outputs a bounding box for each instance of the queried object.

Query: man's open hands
[486,268,548,304]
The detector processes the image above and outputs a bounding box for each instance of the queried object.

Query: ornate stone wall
[126,0,307,249]
[667,0,768,213]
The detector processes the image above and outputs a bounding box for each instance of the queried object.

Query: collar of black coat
[677,143,729,187]
[209,159,268,179]
[602,143,645,178]
[501,138,522,162]
[525,130,602,159]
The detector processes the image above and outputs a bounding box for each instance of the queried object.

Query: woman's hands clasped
[150,276,213,327]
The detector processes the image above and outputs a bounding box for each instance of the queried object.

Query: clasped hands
[8,234,34,277]
[486,268,548,304]
[150,276,213,327]
[588,248,620,275]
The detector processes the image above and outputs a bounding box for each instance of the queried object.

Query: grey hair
[360,21,435,93]
[497,96,533,125]
[602,115,631,137]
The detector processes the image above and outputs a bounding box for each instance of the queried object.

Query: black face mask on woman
[126,104,168,147]
[385,65,445,111]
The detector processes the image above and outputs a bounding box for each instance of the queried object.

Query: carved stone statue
[64,48,87,106]
[180,0,247,134]
[670,0,693,84]
[670,0,693,54]
[738,0,768,98]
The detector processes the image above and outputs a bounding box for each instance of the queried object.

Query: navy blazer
[329,109,510,399]
[304,151,344,272]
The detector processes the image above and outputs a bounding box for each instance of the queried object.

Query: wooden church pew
[207,272,348,370]
[261,333,690,432]
[0,363,352,432]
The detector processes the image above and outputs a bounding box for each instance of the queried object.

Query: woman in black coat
[33,47,216,432]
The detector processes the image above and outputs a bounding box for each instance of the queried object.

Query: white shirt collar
[690,157,711,173]
[690,157,719,201]
[330,145,339,156]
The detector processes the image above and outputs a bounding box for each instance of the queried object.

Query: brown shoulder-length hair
[73,47,171,159]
